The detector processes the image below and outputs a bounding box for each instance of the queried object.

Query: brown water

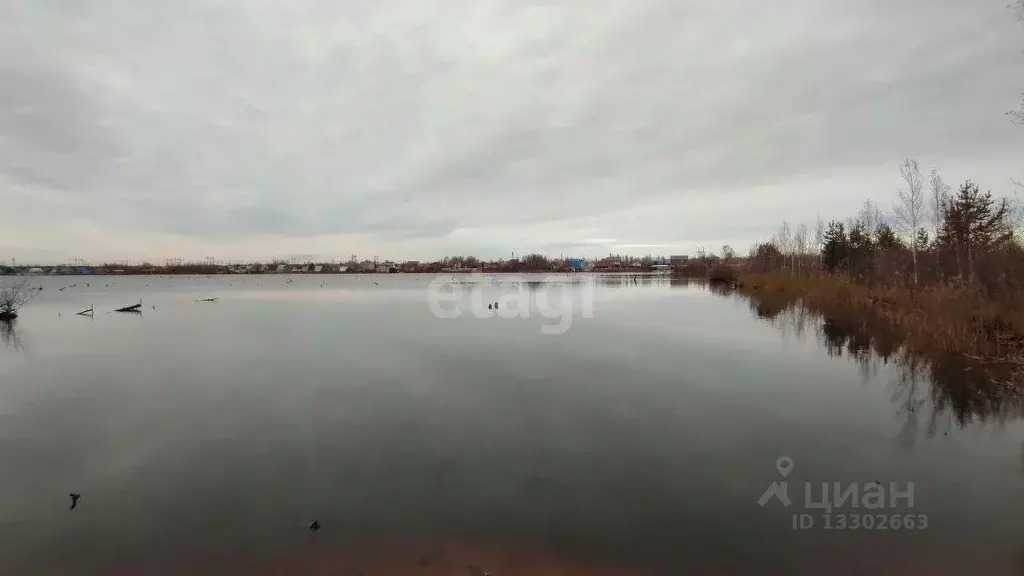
[1,274,1022,575]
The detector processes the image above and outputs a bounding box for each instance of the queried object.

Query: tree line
[748,159,1022,299]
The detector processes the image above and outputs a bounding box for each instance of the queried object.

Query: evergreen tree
[847,219,875,277]
[938,180,1013,281]
[875,223,903,251]
[914,228,930,252]
[821,220,848,273]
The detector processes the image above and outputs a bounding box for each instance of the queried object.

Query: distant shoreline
[0,269,676,277]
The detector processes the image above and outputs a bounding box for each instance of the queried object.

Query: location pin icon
[776,456,794,478]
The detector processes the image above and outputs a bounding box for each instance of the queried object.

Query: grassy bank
[736,273,1024,365]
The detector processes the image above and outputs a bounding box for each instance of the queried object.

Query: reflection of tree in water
[0,319,24,351]
[890,354,928,447]
[731,288,1024,431]
[670,276,692,289]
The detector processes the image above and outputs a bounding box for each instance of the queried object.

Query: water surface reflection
[716,282,1024,430]
[2,274,1023,575]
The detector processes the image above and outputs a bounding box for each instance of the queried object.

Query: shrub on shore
[708,265,738,284]
[738,272,1024,363]
[0,277,36,320]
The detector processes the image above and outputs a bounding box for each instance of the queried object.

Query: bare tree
[813,214,825,271]
[1011,100,1024,124]
[0,277,37,320]
[721,244,736,262]
[858,200,884,237]
[857,200,886,277]
[794,222,809,276]
[1013,183,1024,239]
[1010,1,1024,123]
[777,221,792,274]
[893,159,925,284]
[929,167,951,279]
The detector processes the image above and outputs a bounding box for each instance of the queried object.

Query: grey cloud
[1,0,1022,259]
[0,66,123,192]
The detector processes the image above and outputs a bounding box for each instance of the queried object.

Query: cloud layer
[1,0,1023,262]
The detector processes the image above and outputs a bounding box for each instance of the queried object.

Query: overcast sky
[2,0,1023,263]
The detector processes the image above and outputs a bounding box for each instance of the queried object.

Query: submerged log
[115,300,142,313]
[75,306,94,316]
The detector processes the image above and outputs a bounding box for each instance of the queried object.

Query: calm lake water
[1,274,1022,575]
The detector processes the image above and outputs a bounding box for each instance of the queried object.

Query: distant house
[276,264,287,273]
[670,255,690,267]
[27,267,45,275]
[592,257,622,271]
[74,266,93,275]
[314,264,323,273]
[568,258,585,271]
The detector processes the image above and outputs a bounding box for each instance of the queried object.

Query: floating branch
[75,306,94,316]
[114,299,142,313]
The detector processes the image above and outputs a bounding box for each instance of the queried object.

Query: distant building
[276,264,287,273]
[568,258,585,271]
[27,267,45,275]
[593,257,623,271]
[74,266,93,275]
[670,255,690,267]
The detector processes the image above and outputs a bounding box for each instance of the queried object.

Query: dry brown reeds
[738,273,1024,364]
